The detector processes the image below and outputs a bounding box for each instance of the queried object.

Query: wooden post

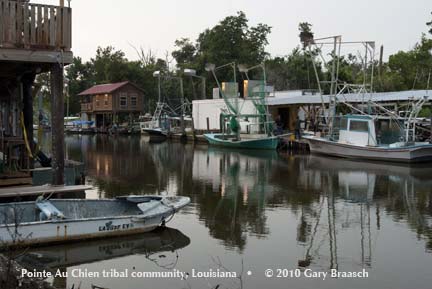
[50,64,64,185]
[206,117,210,132]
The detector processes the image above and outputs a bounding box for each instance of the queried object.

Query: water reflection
[18,227,190,288]
[64,135,432,282]
[294,155,432,270]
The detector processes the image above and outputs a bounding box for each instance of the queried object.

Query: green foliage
[298,22,312,34]
[419,107,432,117]
[380,36,432,91]
[172,11,272,92]
[66,56,95,115]
[37,13,432,118]
[265,47,324,91]
[62,46,172,115]
[427,12,432,35]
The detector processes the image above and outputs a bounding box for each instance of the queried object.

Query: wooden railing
[81,103,92,112]
[0,0,72,51]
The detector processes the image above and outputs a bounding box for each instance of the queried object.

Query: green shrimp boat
[204,62,281,150]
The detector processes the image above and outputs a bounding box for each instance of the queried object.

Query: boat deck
[0,184,92,198]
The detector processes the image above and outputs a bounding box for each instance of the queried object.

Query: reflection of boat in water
[296,153,432,269]
[206,146,279,160]
[204,133,280,150]
[305,154,432,183]
[17,227,190,271]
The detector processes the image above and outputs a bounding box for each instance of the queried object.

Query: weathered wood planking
[49,7,55,46]
[30,4,36,44]
[0,184,92,198]
[0,1,4,45]
[62,7,68,49]
[36,5,42,45]
[16,1,23,45]
[0,1,72,51]
[55,6,61,48]
[10,2,16,44]
[43,5,49,46]
[23,3,30,46]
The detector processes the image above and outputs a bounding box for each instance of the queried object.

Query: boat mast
[205,62,239,139]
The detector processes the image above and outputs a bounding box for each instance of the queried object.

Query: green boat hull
[203,133,279,150]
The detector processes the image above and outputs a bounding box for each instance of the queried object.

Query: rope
[160,199,177,224]
[20,112,34,158]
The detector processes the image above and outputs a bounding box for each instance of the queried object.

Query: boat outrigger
[142,71,191,141]
[203,62,288,150]
[0,195,190,246]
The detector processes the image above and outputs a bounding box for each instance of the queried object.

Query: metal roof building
[266,90,431,106]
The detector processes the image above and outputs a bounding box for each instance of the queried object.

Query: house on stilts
[0,0,72,186]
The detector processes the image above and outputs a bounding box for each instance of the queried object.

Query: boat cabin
[338,115,377,147]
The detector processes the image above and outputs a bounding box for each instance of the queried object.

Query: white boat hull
[303,136,432,163]
[0,196,190,246]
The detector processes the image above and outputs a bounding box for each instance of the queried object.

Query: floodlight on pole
[184,69,197,76]
[152,71,160,77]
[205,63,216,72]
[238,64,248,73]
[184,68,206,99]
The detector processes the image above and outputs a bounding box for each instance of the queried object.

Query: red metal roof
[78,81,130,96]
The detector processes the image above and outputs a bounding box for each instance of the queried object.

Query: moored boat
[303,114,432,163]
[0,195,190,246]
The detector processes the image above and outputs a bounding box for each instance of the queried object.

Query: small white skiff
[0,195,190,246]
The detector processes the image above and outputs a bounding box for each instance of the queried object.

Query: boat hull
[0,197,190,246]
[142,128,167,137]
[204,133,279,150]
[303,136,432,163]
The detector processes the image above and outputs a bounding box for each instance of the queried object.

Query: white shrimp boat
[303,114,432,163]
[301,35,432,163]
[0,195,190,246]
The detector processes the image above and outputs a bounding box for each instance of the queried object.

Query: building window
[104,94,109,106]
[130,95,137,107]
[95,99,100,107]
[120,93,127,108]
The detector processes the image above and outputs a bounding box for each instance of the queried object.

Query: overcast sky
[45,0,430,62]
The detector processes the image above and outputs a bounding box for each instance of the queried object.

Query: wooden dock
[0,184,92,199]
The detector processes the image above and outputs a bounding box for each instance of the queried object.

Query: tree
[65,57,95,115]
[298,22,314,47]
[427,12,432,35]
[172,11,272,97]
[266,47,323,91]
[384,35,432,90]
[172,38,196,69]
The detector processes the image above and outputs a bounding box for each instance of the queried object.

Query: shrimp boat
[303,114,432,162]
[0,195,190,246]
[203,62,285,150]
[301,35,432,163]
[143,71,191,141]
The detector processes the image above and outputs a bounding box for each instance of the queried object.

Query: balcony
[81,103,93,112]
[0,0,73,64]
